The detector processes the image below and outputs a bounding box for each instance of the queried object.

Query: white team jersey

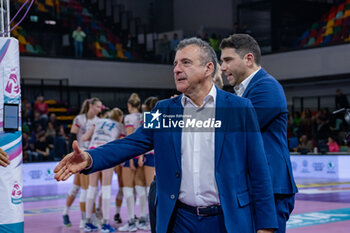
[73,114,99,150]
[89,118,124,148]
[124,112,142,130]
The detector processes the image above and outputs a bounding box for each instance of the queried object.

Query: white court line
[299,187,350,194]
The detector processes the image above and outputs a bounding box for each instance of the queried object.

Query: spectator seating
[11,0,135,60]
[294,0,350,49]
[45,99,76,129]
[11,25,46,55]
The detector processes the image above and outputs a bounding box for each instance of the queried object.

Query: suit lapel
[242,68,267,98]
[171,96,183,169]
[215,88,227,168]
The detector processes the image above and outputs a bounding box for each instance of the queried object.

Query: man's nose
[220,62,226,71]
[173,64,181,74]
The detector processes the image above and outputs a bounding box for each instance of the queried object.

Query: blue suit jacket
[84,88,278,232]
[243,68,298,194]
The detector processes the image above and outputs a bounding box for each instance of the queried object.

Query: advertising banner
[291,155,339,179]
[0,37,23,233]
[22,162,74,186]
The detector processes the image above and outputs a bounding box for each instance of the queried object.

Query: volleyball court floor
[24,178,350,233]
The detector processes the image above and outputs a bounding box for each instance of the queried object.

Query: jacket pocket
[237,191,251,207]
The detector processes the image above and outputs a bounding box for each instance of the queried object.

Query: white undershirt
[178,84,220,206]
[234,68,261,97]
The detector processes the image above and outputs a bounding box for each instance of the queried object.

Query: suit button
[175,172,180,178]
[170,194,175,200]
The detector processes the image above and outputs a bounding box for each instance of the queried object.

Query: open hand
[54,141,91,181]
[0,148,10,167]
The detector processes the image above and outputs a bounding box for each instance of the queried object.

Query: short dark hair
[177,37,218,77]
[220,34,261,65]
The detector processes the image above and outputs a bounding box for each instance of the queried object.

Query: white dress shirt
[234,68,261,97]
[179,84,220,207]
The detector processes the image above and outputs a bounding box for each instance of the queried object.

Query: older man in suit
[55,37,277,233]
[220,34,298,233]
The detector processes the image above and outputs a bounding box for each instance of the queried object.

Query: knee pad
[123,187,134,199]
[79,189,87,203]
[94,187,99,199]
[116,188,123,200]
[87,186,98,199]
[102,185,111,199]
[68,184,80,197]
[135,185,146,197]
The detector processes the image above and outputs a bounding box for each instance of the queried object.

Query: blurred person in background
[34,132,51,161]
[34,96,49,124]
[327,136,340,152]
[336,89,349,109]
[72,26,86,57]
[62,98,102,228]
[118,93,148,232]
[83,108,124,233]
[51,125,68,161]
[297,135,313,154]
[213,62,224,89]
[137,97,159,231]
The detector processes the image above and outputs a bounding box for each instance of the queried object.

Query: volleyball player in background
[112,113,127,226]
[82,108,124,233]
[137,97,159,231]
[113,163,125,224]
[118,93,148,232]
[140,97,158,195]
[62,98,102,228]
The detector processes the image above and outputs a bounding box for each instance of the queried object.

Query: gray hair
[176,37,218,77]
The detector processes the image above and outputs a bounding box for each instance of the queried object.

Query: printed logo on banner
[327,161,336,174]
[312,162,325,171]
[45,168,55,181]
[29,170,43,179]
[11,182,22,205]
[5,73,20,97]
[4,68,20,103]
[301,160,310,173]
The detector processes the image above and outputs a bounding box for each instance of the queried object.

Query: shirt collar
[234,67,261,96]
[181,84,217,108]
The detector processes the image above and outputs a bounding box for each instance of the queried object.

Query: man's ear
[245,53,255,67]
[205,62,215,77]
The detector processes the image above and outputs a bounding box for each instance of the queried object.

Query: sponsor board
[291,155,340,178]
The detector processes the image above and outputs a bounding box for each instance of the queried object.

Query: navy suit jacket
[84,88,278,232]
[243,68,298,194]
